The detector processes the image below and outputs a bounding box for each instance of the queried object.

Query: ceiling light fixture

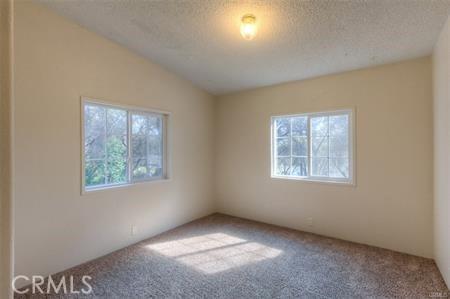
[240,14,257,40]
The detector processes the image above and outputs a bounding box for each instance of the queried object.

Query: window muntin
[272,110,353,184]
[83,100,167,192]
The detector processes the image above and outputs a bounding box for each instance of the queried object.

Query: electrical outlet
[307,217,313,227]
[131,225,138,236]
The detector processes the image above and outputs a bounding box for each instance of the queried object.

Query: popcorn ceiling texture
[38,0,450,95]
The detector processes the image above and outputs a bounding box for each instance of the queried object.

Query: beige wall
[14,1,215,283]
[433,17,450,286]
[216,57,433,258]
[1,0,13,297]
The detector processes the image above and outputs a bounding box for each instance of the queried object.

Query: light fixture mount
[241,14,256,23]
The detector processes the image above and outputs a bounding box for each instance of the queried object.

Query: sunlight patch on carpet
[145,233,282,274]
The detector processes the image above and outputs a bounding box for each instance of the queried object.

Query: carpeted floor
[18,213,448,298]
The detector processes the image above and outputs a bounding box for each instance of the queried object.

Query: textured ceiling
[38,0,450,95]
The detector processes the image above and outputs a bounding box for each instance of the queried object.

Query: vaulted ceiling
[39,0,450,95]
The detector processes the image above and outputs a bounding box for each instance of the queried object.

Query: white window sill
[270,175,355,187]
[82,177,171,195]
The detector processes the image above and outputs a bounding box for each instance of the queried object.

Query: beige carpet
[17,214,448,298]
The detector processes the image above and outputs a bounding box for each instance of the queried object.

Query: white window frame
[270,109,355,185]
[81,97,170,194]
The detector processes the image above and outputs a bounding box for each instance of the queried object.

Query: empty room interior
[2,0,450,298]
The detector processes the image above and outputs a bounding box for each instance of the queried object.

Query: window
[271,110,353,184]
[82,99,168,192]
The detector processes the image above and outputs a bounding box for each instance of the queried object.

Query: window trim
[81,97,171,194]
[270,108,355,186]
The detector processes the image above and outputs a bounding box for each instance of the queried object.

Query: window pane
[149,116,162,136]
[148,125,163,177]
[312,136,329,157]
[312,157,329,177]
[148,136,161,155]
[330,136,348,158]
[292,117,307,136]
[131,157,162,179]
[106,135,127,184]
[276,157,291,176]
[292,136,307,156]
[107,108,127,136]
[131,113,164,180]
[132,114,148,135]
[105,107,127,185]
[330,115,348,136]
[148,155,162,177]
[276,138,290,156]
[132,158,148,180]
[292,157,308,177]
[85,134,106,160]
[311,116,329,137]
[132,135,146,158]
[329,158,349,178]
[85,105,106,160]
[85,160,106,187]
[107,158,127,184]
[275,118,290,137]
